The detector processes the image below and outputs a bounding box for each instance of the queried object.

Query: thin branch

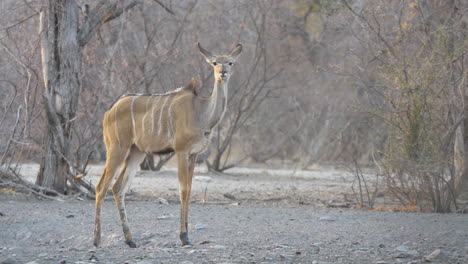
[152,0,176,16]
[0,106,22,165]
[78,1,140,47]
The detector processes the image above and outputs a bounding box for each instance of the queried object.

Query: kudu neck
[203,77,228,129]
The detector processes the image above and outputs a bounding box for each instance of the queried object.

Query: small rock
[25,262,39,264]
[395,245,410,252]
[211,245,226,250]
[279,254,295,260]
[424,249,441,262]
[318,216,337,222]
[374,261,388,264]
[312,242,325,247]
[394,250,419,259]
[180,262,194,264]
[223,193,236,200]
[194,223,207,230]
[65,215,74,218]
[378,244,386,248]
[310,245,320,254]
[194,176,212,182]
[89,254,98,262]
[199,240,212,245]
[158,198,169,205]
[274,244,292,249]
[156,214,174,220]
[0,257,17,264]
[58,260,66,264]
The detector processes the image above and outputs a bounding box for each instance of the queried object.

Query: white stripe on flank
[151,96,161,133]
[167,100,175,138]
[142,96,153,136]
[157,96,170,136]
[114,101,121,147]
[130,96,138,136]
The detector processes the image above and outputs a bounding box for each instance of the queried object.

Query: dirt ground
[1,164,468,264]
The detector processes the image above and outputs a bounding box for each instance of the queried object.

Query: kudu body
[93,43,242,247]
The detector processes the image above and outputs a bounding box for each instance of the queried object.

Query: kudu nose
[220,71,227,77]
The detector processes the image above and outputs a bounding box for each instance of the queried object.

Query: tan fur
[93,43,242,247]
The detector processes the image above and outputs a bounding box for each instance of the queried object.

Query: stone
[223,193,236,200]
[394,250,419,259]
[194,176,212,182]
[395,245,410,252]
[274,244,292,249]
[156,214,174,220]
[194,223,207,230]
[211,245,226,250]
[424,249,441,262]
[158,198,169,205]
[279,254,295,260]
[318,216,337,222]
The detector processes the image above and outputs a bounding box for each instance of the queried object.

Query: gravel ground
[1,196,467,264]
[1,165,467,263]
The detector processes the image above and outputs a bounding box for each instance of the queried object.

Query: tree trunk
[454,96,468,200]
[449,0,468,200]
[36,0,140,193]
[37,0,81,193]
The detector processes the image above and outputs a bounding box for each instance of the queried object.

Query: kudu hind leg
[177,153,197,245]
[93,147,129,247]
[112,147,145,248]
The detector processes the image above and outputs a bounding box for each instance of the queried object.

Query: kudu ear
[229,44,242,60]
[197,42,213,63]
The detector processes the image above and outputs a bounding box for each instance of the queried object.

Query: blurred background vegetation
[0,0,466,212]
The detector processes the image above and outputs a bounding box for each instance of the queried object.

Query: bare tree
[35,1,146,194]
[343,0,467,212]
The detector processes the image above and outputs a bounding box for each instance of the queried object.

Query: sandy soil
[1,164,467,263]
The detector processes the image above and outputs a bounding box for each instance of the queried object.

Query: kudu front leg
[177,152,197,245]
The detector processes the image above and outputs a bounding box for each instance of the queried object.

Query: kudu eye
[228,62,234,66]
[212,62,217,66]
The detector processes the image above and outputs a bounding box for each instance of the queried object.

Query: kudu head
[197,43,242,82]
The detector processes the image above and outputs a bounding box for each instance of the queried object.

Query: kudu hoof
[126,240,137,248]
[180,232,191,246]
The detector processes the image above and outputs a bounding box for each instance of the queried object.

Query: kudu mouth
[219,73,228,80]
